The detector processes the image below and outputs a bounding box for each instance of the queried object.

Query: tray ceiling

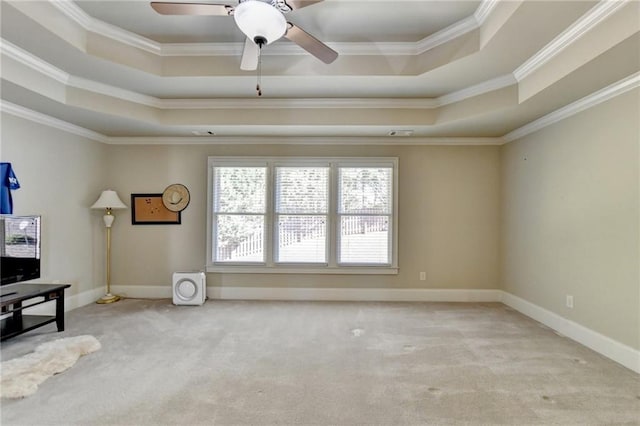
[0,0,638,144]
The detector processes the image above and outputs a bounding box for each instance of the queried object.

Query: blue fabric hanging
[1,162,20,214]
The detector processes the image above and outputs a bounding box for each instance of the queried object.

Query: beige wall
[1,117,501,295]
[106,144,501,290]
[1,113,109,300]
[501,90,640,349]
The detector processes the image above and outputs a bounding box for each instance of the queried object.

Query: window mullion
[328,162,338,267]
[265,162,275,267]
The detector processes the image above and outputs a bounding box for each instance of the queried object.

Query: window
[213,166,266,262]
[275,167,328,263]
[338,167,392,264]
[207,157,398,274]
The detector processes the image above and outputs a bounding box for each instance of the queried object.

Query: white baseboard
[69,288,106,310]
[111,285,501,302]
[207,286,502,302]
[111,285,172,299]
[500,291,640,374]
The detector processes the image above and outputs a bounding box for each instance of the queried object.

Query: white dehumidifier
[172,271,206,306]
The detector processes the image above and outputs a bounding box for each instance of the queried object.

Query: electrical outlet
[419,272,426,281]
[566,295,574,309]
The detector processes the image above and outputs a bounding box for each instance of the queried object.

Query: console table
[0,283,71,341]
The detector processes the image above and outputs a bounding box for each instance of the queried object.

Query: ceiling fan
[150,0,338,71]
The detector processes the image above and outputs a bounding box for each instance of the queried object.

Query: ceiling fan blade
[285,23,338,64]
[285,0,324,10]
[150,2,233,16]
[240,37,259,71]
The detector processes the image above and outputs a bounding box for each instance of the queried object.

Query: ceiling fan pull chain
[256,44,263,97]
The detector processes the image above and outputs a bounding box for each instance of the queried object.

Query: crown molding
[1,38,160,107]
[474,0,501,24]
[162,40,414,57]
[514,0,630,81]
[159,98,441,109]
[0,39,69,84]
[103,136,504,146]
[68,75,160,107]
[438,74,517,106]
[0,100,108,143]
[160,42,243,57]
[503,72,640,142]
[50,0,93,28]
[50,0,161,54]
[414,15,479,56]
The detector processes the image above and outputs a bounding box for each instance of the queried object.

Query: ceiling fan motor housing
[234,0,288,45]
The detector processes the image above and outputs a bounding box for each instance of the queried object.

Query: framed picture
[131,193,181,225]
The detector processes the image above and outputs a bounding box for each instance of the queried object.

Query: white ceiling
[1,0,638,144]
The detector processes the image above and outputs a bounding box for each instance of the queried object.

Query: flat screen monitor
[0,215,41,285]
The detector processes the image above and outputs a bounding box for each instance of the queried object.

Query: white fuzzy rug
[0,335,101,399]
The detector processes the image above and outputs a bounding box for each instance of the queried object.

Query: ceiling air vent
[388,130,413,137]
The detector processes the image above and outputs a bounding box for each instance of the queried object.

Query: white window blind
[213,166,266,263]
[338,167,392,265]
[275,167,329,263]
[207,157,398,274]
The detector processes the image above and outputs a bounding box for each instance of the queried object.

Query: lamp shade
[234,0,287,46]
[91,190,127,210]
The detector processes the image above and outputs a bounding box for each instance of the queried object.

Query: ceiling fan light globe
[234,0,287,45]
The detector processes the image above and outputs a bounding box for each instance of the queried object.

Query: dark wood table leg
[55,290,65,331]
[13,300,23,329]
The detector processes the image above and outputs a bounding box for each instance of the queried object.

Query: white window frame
[206,157,398,274]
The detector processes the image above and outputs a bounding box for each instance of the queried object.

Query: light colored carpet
[0,335,100,399]
[0,299,638,425]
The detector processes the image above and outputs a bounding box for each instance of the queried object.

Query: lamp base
[96,293,121,304]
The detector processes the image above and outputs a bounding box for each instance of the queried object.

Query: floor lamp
[91,190,127,304]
